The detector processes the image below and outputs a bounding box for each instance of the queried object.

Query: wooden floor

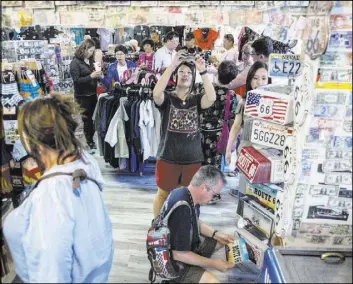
[96,154,240,283]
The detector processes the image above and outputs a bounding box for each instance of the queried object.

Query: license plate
[269,54,303,78]
[236,148,260,181]
[250,120,292,150]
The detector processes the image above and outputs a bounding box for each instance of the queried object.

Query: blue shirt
[3,152,113,283]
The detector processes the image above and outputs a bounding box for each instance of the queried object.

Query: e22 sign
[269,54,303,78]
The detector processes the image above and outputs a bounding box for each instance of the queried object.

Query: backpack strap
[31,169,102,192]
[162,200,191,226]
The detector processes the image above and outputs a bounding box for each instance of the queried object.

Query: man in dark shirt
[159,165,235,283]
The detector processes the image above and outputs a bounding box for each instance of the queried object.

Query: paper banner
[103,1,131,5]
[25,1,54,8]
[2,1,23,6]
[127,8,149,25]
[167,13,185,26]
[105,11,129,27]
[146,12,169,25]
[130,1,157,6]
[185,9,204,25]
[229,10,263,26]
[33,9,59,25]
[55,1,76,5]
[188,1,219,5]
[158,1,189,6]
[77,1,104,8]
[86,9,105,27]
[59,11,88,26]
[220,1,254,6]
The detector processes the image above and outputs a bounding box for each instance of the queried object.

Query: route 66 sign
[304,15,331,60]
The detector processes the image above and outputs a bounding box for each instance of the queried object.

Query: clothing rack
[95,83,159,176]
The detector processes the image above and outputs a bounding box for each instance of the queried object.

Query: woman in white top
[3,94,113,283]
[102,45,137,90]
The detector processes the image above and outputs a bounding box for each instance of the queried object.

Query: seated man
[159,165,235,283]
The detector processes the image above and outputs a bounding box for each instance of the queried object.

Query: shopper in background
[70,38,101,151]
[184,32,202,54]
[221,34,238,64]
[159,165,234,283]
[102,44,137,90]
[251,36,274,63]
[227,41,254,91]
[137,38,155,71]
[151,31,163,51]
[153,31,179,74]
[152,50,216,217]
[3,94,113,283]
[225,61,270,165]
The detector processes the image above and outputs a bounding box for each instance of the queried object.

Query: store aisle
[95,155,239,283]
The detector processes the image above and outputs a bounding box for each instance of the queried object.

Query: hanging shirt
[97,28,114,52]
[84,28,98,39]
[133,25,150,44]
[114,27,134,44]
[70,28,85,45]
[193,28,219,50]
[3,152,114,283]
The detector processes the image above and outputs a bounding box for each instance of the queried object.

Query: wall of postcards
[274,1,352,248]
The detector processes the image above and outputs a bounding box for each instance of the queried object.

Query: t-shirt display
[97,28,115,51]
[193,28,219,50]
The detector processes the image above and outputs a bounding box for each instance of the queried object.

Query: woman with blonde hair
[3,94,113,283]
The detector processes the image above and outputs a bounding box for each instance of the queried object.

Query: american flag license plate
[245,89,293,125]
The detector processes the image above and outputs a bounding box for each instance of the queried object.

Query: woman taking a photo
[102,45,136,90]
[3,94,113,283]
[70,38,101,151]
[137,38,155,71]
[153,50,216,216]
[225,61,270,166]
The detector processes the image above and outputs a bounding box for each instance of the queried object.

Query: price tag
[269,54,303,78]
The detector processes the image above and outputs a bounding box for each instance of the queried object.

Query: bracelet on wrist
[199,70,207,76]
[212,230,219,239]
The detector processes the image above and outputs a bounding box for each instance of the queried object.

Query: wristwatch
[199,69,207,76]
[212,230,219,239]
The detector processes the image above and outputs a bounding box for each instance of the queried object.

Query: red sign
[236,146,271,184]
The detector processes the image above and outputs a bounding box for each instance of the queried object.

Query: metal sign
[269,54,303,78]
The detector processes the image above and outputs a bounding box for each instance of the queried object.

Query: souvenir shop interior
[1,1,352,283]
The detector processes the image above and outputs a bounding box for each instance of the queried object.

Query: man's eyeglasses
[205,185,221,200]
